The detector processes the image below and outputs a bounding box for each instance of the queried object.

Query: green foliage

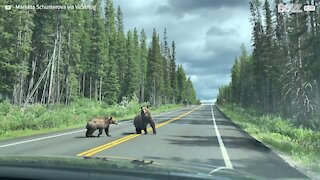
[219,104,320,171]
[0,0,198,109]
[0,100,12,116]
[217,0,320,129]
[169,41,177,103]
[0,98,182,139]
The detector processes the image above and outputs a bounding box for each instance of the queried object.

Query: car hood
[0,156,260,180]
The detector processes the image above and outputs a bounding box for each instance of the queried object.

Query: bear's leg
[86,129,94,137]
[143,127,148,134]
[98,128,103,137]
[136,128,142,134]
[105,125,110,137]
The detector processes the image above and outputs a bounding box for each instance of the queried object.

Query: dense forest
[217,0,320,129]
[0,0,199,107]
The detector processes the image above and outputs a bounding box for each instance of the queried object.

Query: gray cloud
[168,0,251,12]
[114,0,252,101]
[206,26,238,36]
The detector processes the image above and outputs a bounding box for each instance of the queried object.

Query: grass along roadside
[0,98,182,141]
[217,104,320,173]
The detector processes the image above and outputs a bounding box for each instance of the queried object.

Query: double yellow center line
[77,106,201,157]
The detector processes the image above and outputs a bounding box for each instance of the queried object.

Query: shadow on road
[171,119,214,125]
[165,135,219,147]
[164,134,271,153]
[121,132,135,135]
[74,136,99,138]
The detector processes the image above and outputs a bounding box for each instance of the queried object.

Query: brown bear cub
[133,106,156,134]
[86,117,117,137]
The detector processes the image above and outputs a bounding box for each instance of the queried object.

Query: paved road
[0,105,309,179]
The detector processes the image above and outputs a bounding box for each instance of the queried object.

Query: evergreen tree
[116,5,127,101]
[139,29,148,103]
[0,0,35,105]
[0,0,198,108]
[123,30,139,98]
[146,29,161,106]
[161,28,171,104]
[218,0,320,129]
[104,0,120,104]
[176,65,187,103]
[169,41,177,103]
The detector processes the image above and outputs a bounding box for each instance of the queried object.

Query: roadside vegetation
[0,97,182,141]
[215,0,320,174]
[0,0,199,141]
[218,104,320,172]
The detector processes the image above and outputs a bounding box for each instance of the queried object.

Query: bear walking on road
[134,106,156,134]
[86,117,118,137]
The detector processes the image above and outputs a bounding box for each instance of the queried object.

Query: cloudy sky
[114,0,253,102]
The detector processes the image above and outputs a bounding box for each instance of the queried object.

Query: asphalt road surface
[0,105,310,179]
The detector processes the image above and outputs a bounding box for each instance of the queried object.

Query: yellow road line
[77,106,201,157]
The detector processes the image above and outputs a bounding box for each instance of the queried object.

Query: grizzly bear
[86,117,117,137]
[133,106,156,134]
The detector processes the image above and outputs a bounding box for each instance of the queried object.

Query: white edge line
[0,106,191,148]
[0,129,86,148]
[211,105,233,169]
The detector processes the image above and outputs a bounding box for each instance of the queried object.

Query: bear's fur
[133,106,156,134]
[86,117,117,137]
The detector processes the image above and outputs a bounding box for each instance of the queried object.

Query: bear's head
[105,117,118,125]
[140,106,151,118]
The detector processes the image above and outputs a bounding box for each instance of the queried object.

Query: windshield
[0,0,318,179]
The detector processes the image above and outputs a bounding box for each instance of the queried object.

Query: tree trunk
[78,75,81,96]
[140,75,145,103]
[153,78,156,107]
[82,72,86,97]
[47,32,58,106]
[18,61,25,106]
[41,67,50,104]
[13,85,18,105]
[89,75,92,100]
[95,79,98,101]
[65,75,70,105]
[23,53,53,107]
[99,77,102,102]
[27,60,36,99]
[56,31,62,103]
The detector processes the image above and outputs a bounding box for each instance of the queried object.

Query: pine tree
[0,0,199,108]
[231,57,240,104]
[176,65,187,103]
[123,30,139,98]
[0,1,34,103]
[88,0,108,101]
[217,0,320,128]
[169,41,177,103]
[161,28,171,104]
[139,29,148,103]
[132,28,141,97]
[78,10,92,98]
[104,0,120,104]
[116,5,127,101]
[185,77,197,104]
[60,0,84,104]
[11,0,35,105]
[250,0,266,111]
[146,29,161,106]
